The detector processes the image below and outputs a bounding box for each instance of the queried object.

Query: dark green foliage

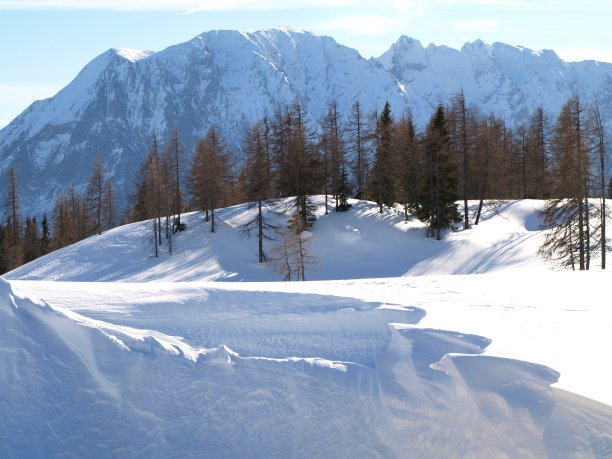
[411,104,460,239]
[369,102,395,213]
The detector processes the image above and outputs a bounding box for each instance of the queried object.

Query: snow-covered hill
[2,199,612,457]
[1,28,612,217]
[6,197,551,282]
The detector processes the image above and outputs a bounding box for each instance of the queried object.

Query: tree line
[1,91,608,275]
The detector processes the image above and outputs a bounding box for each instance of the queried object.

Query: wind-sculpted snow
[1,28,612,216]
[2,277,611,458]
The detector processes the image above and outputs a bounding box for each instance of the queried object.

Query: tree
[539,95,595,270]
[449,90,476,229]
[101,179,117,232]
[131,132,164,257]
[23,217,40,263]
[85,154,104,236]
[412,104,460,239]
[240,120,277,263]
[40,214,51,255]
[269,212,316,281]
[527,107,552,198]
[394,115,420,221]
[590,101,607,269]
[165,128,185,232]
[347,100,371,199]
[369,101,395,213]
[271,102,321,226]
[188,126,234,233]
[1,169,24,270]
[321,101,346,212]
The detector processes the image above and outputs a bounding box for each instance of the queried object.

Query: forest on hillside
[0,91,609,275]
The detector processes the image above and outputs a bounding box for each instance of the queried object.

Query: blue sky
[1,0,611,128]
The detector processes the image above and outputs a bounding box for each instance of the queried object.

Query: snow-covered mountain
[1,28,612,217]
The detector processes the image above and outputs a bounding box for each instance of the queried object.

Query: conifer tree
[23,217,40,263]
[40,214,51,255]
[394,115,420,221]
[369,102,395,213]
[412,104,460,239]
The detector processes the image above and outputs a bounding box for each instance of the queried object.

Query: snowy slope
[6,197,551,282]
[3,199,612,457]
[2,29,612,217]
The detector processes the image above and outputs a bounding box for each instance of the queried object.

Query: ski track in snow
[2,198,612,457]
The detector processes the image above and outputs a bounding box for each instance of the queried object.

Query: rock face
[1,28,611,216]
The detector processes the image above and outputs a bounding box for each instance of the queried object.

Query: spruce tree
[369,101,395,213]
[412,104,460,239]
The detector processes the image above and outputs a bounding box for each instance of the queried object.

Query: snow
[2,198,612,457]
[113,48,155,62]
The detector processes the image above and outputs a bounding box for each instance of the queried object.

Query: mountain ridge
[1,28,611,217]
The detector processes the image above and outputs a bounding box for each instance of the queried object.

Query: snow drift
[3,199,612,457]
[2,277,611,458]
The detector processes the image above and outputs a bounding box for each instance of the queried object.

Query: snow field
[3,198,612,457]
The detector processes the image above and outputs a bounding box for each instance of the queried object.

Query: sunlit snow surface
[3,198,612,458]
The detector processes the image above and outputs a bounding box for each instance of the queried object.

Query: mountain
[378,36,612,124]
[1,28,612,217]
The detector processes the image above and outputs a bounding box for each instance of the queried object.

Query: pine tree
[412,104,460,239]
[23,217,40,263]
[394,115,420,221]
[40,214,51,255]
[369,101,395,213]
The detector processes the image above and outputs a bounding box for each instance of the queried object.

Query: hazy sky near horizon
[1,0,610,128]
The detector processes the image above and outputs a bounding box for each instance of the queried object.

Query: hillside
[6,197,551,282]
[3,198,612,457]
